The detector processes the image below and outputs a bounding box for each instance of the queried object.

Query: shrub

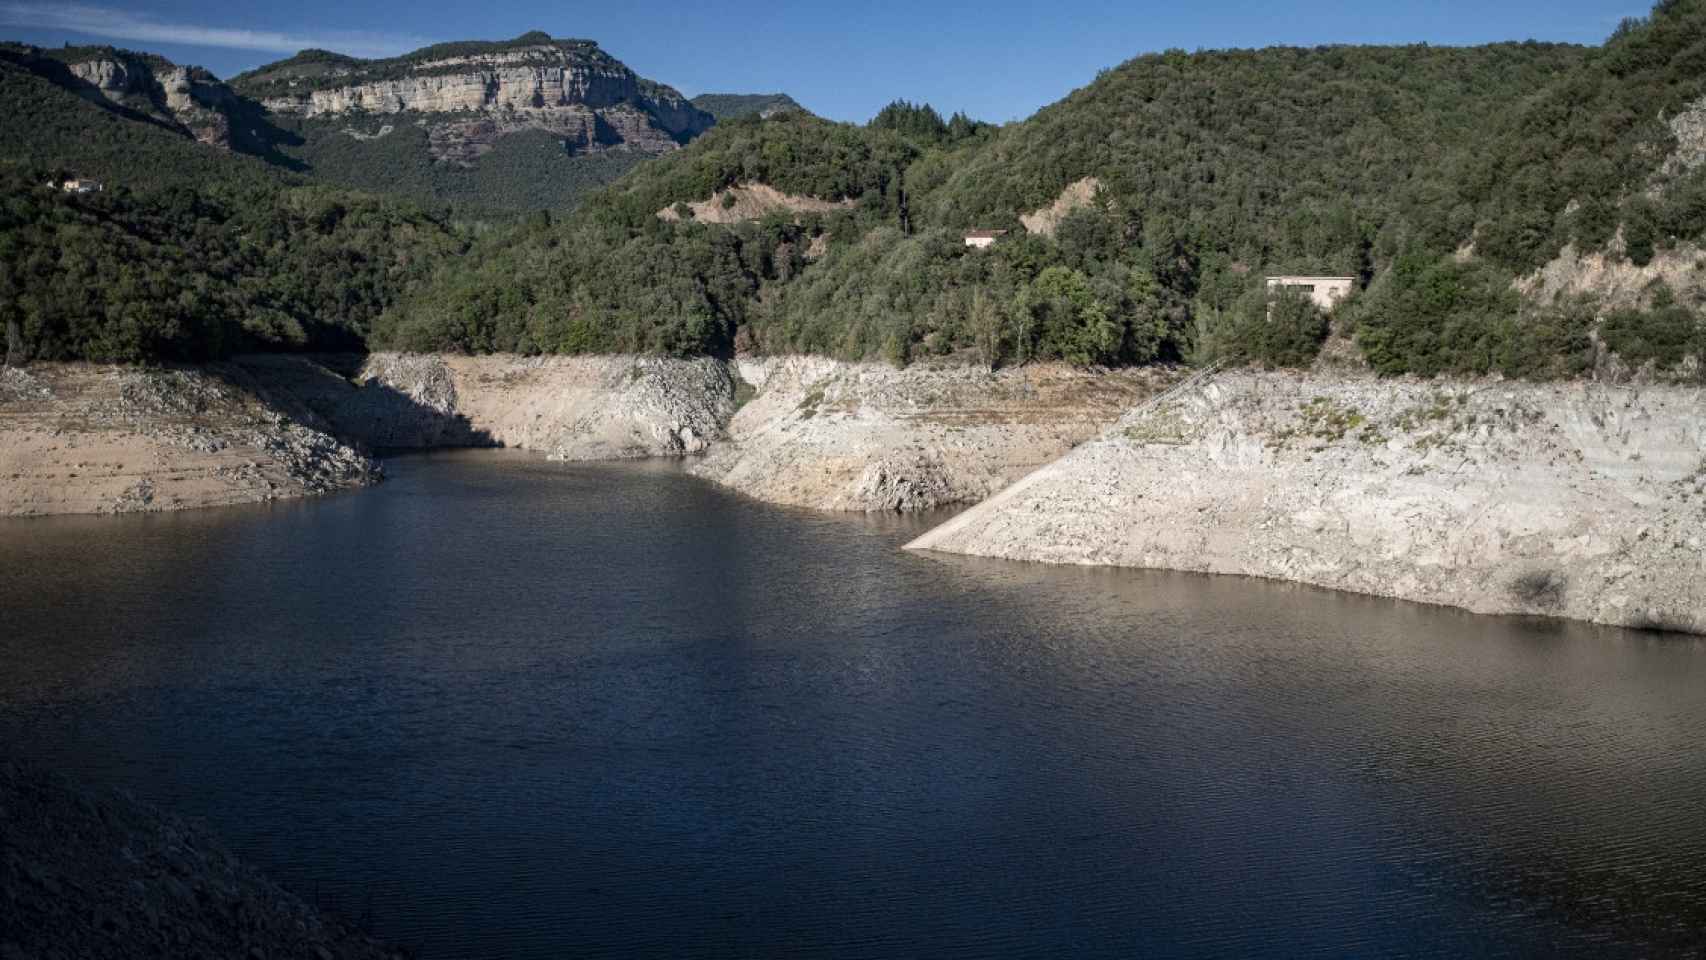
[1599,287,1703,369]
[1511,569,1568,608]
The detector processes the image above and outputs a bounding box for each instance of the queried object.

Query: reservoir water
[3,451,1704,957]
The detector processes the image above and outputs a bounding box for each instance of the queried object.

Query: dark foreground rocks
[0,763,405,960]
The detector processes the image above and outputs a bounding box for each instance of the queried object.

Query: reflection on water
[3,450,1704,958]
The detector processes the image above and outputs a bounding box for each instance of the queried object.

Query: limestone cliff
[7,45,243,147]
[232,33,713,165]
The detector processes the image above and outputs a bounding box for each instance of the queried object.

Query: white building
[1264,276,1356,312]
[53,177,105,195]
[963,230,1008,249]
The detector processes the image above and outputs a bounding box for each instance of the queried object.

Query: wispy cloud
[0,2,424,57]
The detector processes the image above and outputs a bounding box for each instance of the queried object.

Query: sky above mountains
[0,0,1641,122]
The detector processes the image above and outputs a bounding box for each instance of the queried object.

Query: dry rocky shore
[908,370,1706,633]
[230,352,1168,512]
[0,763,404,960]
[0,364,375,517]
[693,357,1171,511]
[6,353,1703,633]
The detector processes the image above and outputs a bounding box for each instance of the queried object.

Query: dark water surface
[3,451,1705,958]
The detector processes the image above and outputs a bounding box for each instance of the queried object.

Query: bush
[1511,569,1568,608]
[1599,288,1703,369]
[1197,286,1330,368]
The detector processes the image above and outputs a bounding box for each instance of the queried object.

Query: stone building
[1264,276,1356,311]
[963,230,1008,249]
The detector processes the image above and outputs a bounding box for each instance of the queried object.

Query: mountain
[0,42,300,192]
[1,32,726,214]
[690,93,806,122]
[225,32,715,212]
[0,43,247,149]
[7,2,1706,375]
[0,44,464,363]
[233,33,712,163]
[379,1,1706,377]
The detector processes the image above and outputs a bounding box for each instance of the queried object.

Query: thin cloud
[0,2,424,57]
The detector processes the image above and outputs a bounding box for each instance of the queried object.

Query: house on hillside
[52,177,105,195]
[1264,276,1356,312]
[963,230,1008,249]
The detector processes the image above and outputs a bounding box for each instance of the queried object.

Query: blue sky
[0,1,1644,123]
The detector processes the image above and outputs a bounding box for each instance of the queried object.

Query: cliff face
[234,35,713,165]
[908,370,1706,634]
[58,50,238,147]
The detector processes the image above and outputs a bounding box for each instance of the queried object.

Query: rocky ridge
[233,34,713,165]
[5,45,243,148]
[908,369,1706,633]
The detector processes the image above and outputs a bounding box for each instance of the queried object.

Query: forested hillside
[381,1,1706,376]
[0,49,465,364]
[690,93,806,121]
[6,0,1706,375]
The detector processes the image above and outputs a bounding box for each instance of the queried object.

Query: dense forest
[5,0,1706,376]
[0,168,463,364]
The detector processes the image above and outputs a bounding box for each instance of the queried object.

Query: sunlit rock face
[67,55,237,148]
[239,36,713,164]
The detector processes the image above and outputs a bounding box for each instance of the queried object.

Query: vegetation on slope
[384,2,1706,376]
[0,51,465,364]
[264,119,653,216]
[7,2,1706,375]
[690,93,806,121]
[0,168,464,364]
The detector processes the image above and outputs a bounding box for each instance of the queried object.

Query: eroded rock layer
[0,364,376,517]
[691,358,1173,512]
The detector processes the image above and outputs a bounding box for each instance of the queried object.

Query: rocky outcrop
[66,54,238,147]
[0,364,377,517]
[657,183,856,224]
[1520,241,1706,315]
[0,762,404,959]
[239,353,735,460]
[236,34,712,165]
[1020,177,1104,237]
[691,358,1173,511]
[909,370,1706,633]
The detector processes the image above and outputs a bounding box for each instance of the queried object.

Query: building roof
[964,230,1009,239]
[1265,275,1356,282]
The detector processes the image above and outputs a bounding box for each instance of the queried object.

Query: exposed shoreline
[907,369,1706,634]
[0,363,375,517]
[5,354,1701,634]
